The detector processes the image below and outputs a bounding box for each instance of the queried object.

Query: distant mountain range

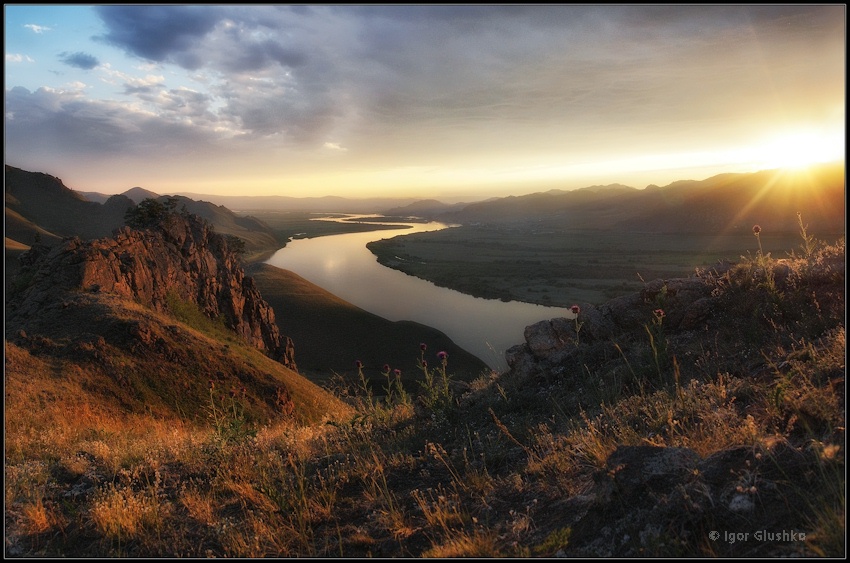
[435,163,846,234]
[7,161,845,255]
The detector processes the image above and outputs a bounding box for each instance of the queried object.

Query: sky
[4,4,846,201]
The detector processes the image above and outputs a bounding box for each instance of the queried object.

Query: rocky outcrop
[7,213,296,369]
[504,271,723,381]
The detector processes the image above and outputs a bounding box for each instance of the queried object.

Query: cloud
[41,5,847,163]
[59,52,100,70]
[323,142,347,151]
[94,5,222,68]
[4,86,221,160]
[6,54,35,63]
[24,23,51,34]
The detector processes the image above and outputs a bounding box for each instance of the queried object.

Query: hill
[4,165,134,242]
[5,222,844,557]
[382,198,469,218]
[3,213,347,425]
[4,164,488,389]
[161,195,282,261]
[171,193,424,214]
[247,263,490,384]
[439,162,845,234]
[3,163,845,557]
[5,166,284,263]
[78,186,161,204]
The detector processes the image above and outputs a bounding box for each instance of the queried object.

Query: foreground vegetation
[5,222,845,557]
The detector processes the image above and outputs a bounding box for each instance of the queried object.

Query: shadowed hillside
[4,165,134,242]
[5,166,285,263]
[247,263,490,386]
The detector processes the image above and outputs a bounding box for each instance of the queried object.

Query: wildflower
[383,364,391,373]
[421,359,428,368]
[437,351,448,361]
[355,360,363,369]
[571,305,583,345]
[654,308,665,319]
[420,343,427,351]
[393,368,402,377]
[753,224,764,256]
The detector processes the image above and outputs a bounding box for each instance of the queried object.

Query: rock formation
[6,212,296,370]
[504,267,728,382]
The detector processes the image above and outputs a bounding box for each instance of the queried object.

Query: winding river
[265,216,571,371]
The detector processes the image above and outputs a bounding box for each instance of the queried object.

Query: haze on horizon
[4,5,845,201]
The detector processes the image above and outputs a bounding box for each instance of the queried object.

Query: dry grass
[4,231,845,557]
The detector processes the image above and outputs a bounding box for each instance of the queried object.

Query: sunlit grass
[4,220,844,557]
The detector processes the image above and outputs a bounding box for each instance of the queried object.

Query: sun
[748,129,845,171]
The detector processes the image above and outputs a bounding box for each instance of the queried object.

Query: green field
[367,225,811,306]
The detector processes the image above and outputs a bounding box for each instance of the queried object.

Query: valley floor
[367,226,825,307]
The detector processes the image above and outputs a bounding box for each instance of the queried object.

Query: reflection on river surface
[265,215,572,371]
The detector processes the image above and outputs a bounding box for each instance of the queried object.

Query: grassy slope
[5,290,352,428]
[4,235,843,558]
[246,263,491,386]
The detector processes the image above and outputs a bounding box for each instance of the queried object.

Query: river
[265,216,572,371]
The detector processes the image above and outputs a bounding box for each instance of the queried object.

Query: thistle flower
[420,343,427,351]
[383,364,391,373]
[393,368,402,377]
[654,308,665,319]
[437,351,448,361]
[355,360,363,370]
[421,359,428,368]
[571,305,583,345]
[753,224,764,255]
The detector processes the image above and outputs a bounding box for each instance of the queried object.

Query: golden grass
[4,232,844,557]
[422,528,502,558]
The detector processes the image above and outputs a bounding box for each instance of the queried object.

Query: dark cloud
[58,51,99,70]
[94,5,221,68]
[216,35,308,73]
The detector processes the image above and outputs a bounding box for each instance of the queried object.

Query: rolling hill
[5,166,285,263]
[437,162,846,234]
